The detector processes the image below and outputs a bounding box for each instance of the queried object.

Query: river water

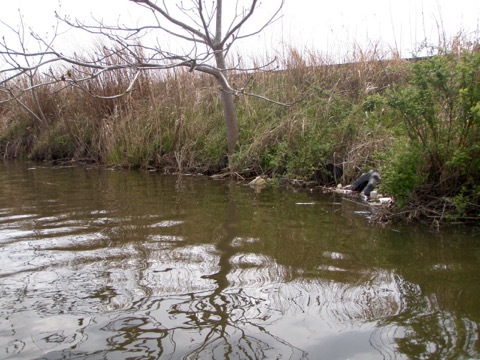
[0,162,479,359]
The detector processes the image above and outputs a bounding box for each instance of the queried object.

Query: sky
[1,0,479,64]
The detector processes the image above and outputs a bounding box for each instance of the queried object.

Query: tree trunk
[214,51,239,170]
[213,0,238,170]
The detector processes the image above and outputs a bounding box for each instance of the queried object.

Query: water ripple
[1,165,478,359]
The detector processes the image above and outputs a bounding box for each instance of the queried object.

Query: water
[0,162,479,359]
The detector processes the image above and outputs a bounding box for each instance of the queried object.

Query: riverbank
[1,39,479,226]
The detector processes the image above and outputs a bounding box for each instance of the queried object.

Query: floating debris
[249,176,267,188]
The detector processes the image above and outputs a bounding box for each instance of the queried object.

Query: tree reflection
[90,181,308,359]
[160,182,308,359]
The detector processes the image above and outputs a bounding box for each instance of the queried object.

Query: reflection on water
[0,162,479,359]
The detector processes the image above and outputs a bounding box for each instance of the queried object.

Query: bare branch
[221,0,258,47]
[1,0,288,164]
[129,0,208,41]
[233,0,284,42]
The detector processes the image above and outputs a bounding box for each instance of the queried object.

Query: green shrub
[285,132,333,179]
[379,142,426,207]
[380,47,480,218]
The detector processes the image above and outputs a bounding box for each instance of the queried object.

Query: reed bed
[0,45,401,176]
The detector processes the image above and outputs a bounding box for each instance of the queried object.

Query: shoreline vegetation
[1,37,479,227]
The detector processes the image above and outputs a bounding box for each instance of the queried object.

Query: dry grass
[1,43,408,179]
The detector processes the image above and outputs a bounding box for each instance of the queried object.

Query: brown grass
[1,43,407,179]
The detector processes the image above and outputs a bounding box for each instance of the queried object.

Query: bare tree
[1,0,285,170]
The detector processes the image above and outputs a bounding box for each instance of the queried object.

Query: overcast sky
[2,0,479,62]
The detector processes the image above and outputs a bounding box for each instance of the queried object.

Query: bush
[380,46,480,220]
[379,142,426,207]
